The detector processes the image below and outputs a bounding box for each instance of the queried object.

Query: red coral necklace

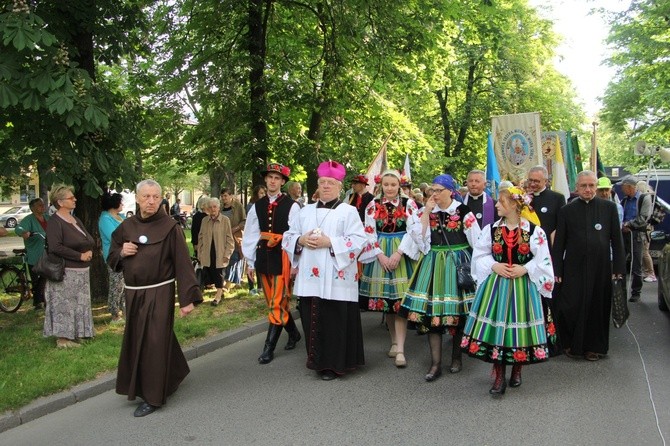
[501,223,520,267]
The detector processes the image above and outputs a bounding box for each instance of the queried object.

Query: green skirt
[398,244,474,333]
[359,232,416,313]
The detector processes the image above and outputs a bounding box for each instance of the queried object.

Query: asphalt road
[1,286,669,446]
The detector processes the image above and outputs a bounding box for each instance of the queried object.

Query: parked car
[657,243,670,311]
[0,205,31,228]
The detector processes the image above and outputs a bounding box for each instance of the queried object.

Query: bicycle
[0,248,32,313]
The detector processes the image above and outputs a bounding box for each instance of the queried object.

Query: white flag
[403,153,411,182]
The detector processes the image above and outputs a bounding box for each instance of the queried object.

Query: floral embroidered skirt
[461,273,549,365]
[359,232,416,313]
[398,244,474,334]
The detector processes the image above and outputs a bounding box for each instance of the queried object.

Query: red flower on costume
[393,206,407,219]
[429,213,438,228]
[349,252,356,259]
[447,221,458,229]
[337,271,345,279]
[543,281,554,292]
[374,204,388,221]
[311,267,320,277]
[393,301,401,313]
[449,214,460,221]
[464,214,476,228]
[534,348,547,360]
[537,234,546,245]
[469,342,479,354]
[376,300,384,311]
[547,322,556,336]
[367,206,375,215]
[492,243,503,254]
[365,226,375,234]
[346,240,352,247]
[460,337,469,348]
[513,350,527,362]
[518,243,530,255]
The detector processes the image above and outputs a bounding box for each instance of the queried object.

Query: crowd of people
[10,158,650,416]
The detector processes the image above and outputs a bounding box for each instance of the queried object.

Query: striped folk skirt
[461,272,549,365]
[359,232,416,314]
[398,244,474,334]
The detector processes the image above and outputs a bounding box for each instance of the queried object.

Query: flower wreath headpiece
[506,186,540,226]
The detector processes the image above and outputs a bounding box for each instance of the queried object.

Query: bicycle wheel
[0,267,28,313]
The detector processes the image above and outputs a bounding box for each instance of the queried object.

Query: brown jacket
[197,213,235,268]
[223,199,246,250]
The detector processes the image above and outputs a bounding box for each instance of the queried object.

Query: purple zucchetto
[317,160,346,182]
[432,174,457,192]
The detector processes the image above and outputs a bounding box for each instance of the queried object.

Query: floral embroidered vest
[372,196,410,233]
[429,203,471,246]
[490,223,535,266]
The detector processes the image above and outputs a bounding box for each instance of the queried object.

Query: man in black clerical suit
[526,165,566,247]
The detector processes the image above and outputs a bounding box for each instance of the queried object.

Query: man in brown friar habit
[109,179,202,417]
[242,163,302,364]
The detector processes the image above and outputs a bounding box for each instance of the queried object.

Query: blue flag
[486,131,501,198]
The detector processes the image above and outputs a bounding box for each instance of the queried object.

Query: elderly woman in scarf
[398,174,480,382]
[461,186,554,397]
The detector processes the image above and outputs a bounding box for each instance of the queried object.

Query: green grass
[0,287,267,412]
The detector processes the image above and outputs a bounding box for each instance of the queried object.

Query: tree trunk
[248,0,273,186]
[69,0,106,303]
[436,87,451,159]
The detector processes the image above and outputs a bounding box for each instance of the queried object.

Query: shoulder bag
[33,240,65,282]
[437,213,476,292]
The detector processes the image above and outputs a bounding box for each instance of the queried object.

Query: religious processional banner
[491,112,543,183]
[541,131,568,180]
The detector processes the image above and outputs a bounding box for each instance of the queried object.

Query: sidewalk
[0,311,286,433]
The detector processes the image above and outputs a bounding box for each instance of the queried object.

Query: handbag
[455,261,476,292]
[33,242,65,282]
[437,213,476,292]
[611,278,629,328]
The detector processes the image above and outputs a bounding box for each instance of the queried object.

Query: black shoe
[321,370,338,381]
[133,402,157,417]
[629,294,640,302]
[284,331,301,350]
[425,366,442,382]
[489,380,507,397]
[210,299,220,306]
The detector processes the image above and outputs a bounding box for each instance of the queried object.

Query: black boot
[489,364,507,397]
[509,364,522,388]
[284,314,302,350]
[258,324,282,364]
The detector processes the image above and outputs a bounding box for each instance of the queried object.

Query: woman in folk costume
[461,187,554,397]
[398,174,480,382]
[358,169,420,368]
[282,160,368,380]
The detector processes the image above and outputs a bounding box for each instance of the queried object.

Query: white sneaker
[644,276,657,282]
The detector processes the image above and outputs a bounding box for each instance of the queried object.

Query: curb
[0,314,286,434]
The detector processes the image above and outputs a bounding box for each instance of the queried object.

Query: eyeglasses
[62,196,76,201]
[432,188,446,194]
[526,178,543,184]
